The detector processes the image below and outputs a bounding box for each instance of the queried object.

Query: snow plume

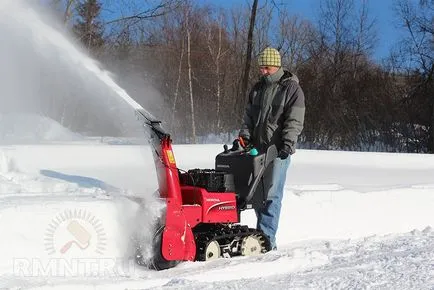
[0,0,161,139]
[0,0,167,274]
[0,0,168,274]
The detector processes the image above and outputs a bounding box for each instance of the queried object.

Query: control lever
[223,144,229,153]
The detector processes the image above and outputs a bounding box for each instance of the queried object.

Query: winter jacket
[239,67,305,154]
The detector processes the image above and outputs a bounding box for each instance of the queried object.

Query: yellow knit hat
[258,47,281,67]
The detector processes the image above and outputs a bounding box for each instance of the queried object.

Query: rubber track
[193,224,272,261]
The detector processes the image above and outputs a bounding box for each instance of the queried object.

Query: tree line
[47,0,434,153]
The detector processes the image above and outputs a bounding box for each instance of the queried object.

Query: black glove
[278,149,290,159]
[278,144,292,159]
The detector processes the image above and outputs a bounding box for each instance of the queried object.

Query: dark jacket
[239,68,305,154]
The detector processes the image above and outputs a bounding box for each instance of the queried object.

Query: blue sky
[282,0,404,61]
[201,0,405,62]
[97,0,406,62]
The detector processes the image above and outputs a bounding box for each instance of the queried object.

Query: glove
[278,144,292,159]
[278,149,290,159]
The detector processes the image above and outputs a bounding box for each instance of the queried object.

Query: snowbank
[0,114,82,144]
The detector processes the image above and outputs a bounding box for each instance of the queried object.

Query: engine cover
[215,149,273,210]
[179,169,235,192]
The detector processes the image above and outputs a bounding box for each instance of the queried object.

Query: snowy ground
[0,1,433,288]
[0,143,433,289]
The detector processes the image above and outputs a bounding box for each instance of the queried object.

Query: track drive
[193,224,272,261]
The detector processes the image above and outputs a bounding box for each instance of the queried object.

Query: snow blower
[134,109,277,270]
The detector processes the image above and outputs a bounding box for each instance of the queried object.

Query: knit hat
[258,47,281,67]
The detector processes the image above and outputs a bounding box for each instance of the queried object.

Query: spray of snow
[0,0,167,270]
[116,193,167,267]
[0,0,162,138]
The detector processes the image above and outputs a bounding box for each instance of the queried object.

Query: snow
[0,141,432,289]
[0,114,83,144]
[0,0,432,288]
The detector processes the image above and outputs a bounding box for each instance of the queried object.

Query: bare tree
[253,2,273,51]
[393,0,434,152]
[170,29,185,131]
[48,0,76,25]
[298,0,381,149]
[351,0,377,78]
[227,6,249,122]
[104,0,183,25]
[275,11,315,70]
[205,11,231,131]
[240,0,259,109]
[73,0,105,54]
[186,21,197,143]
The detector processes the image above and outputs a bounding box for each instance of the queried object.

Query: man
[239,47,305,250]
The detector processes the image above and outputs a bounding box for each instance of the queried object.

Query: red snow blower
[134,109,277,270]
